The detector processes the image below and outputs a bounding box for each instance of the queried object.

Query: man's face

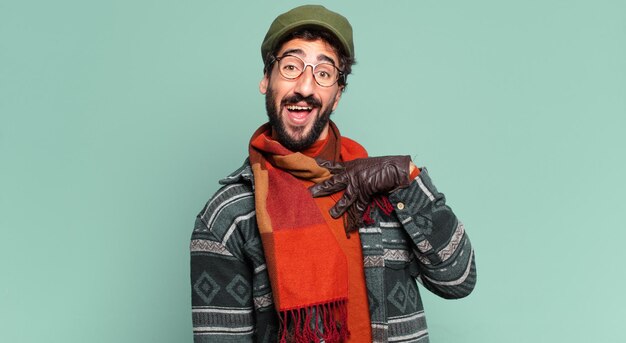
[260,38,343,151]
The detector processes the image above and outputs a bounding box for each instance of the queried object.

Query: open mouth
[284,103,317,125]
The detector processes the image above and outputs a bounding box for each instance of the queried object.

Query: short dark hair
[263,28,356,89]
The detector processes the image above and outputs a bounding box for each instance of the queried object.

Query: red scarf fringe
[362,195,394,225]
[279,300,349,343]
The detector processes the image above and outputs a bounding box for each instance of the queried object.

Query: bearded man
[190,5,476,343]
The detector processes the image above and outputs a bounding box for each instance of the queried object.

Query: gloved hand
[309,155,412,231]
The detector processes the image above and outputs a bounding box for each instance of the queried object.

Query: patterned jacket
[190,160,477,342]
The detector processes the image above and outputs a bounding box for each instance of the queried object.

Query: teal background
[1,0,625,342]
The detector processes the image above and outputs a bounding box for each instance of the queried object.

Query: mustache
[281,94,322,108]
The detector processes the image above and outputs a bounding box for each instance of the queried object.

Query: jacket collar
[218,158,254,188]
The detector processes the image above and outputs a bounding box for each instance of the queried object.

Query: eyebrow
[280,48,337,66]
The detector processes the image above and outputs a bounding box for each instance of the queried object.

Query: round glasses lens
[313,63,338,86]
[278,56,304,79]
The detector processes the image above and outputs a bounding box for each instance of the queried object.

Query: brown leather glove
[309,155,412,232]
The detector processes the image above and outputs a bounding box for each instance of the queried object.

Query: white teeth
[287,105,312,111]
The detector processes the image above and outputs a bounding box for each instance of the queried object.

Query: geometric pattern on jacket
[191,159,477,342]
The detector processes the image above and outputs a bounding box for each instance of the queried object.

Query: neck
[317,124,330,141]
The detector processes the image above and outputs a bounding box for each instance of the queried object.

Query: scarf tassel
[345,195,394,236]
[279,300,349,343]
[363,195,394,225]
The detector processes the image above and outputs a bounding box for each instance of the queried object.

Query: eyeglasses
[272,54,344,87]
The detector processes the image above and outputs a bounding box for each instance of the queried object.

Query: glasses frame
[271,54,345,87]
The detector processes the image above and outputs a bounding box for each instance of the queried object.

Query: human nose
[293,65,316,96]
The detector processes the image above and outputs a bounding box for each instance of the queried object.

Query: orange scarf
[249,121,367,342]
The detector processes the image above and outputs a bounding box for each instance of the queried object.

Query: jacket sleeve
[190,185,278,342]
[388,168,477,299]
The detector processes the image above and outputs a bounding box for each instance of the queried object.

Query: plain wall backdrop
[1,0,625,342]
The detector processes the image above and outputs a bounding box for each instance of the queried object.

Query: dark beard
[265,88,332,152]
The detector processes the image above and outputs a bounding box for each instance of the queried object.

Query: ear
[259,74,269,94]
[331,87,343,111]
